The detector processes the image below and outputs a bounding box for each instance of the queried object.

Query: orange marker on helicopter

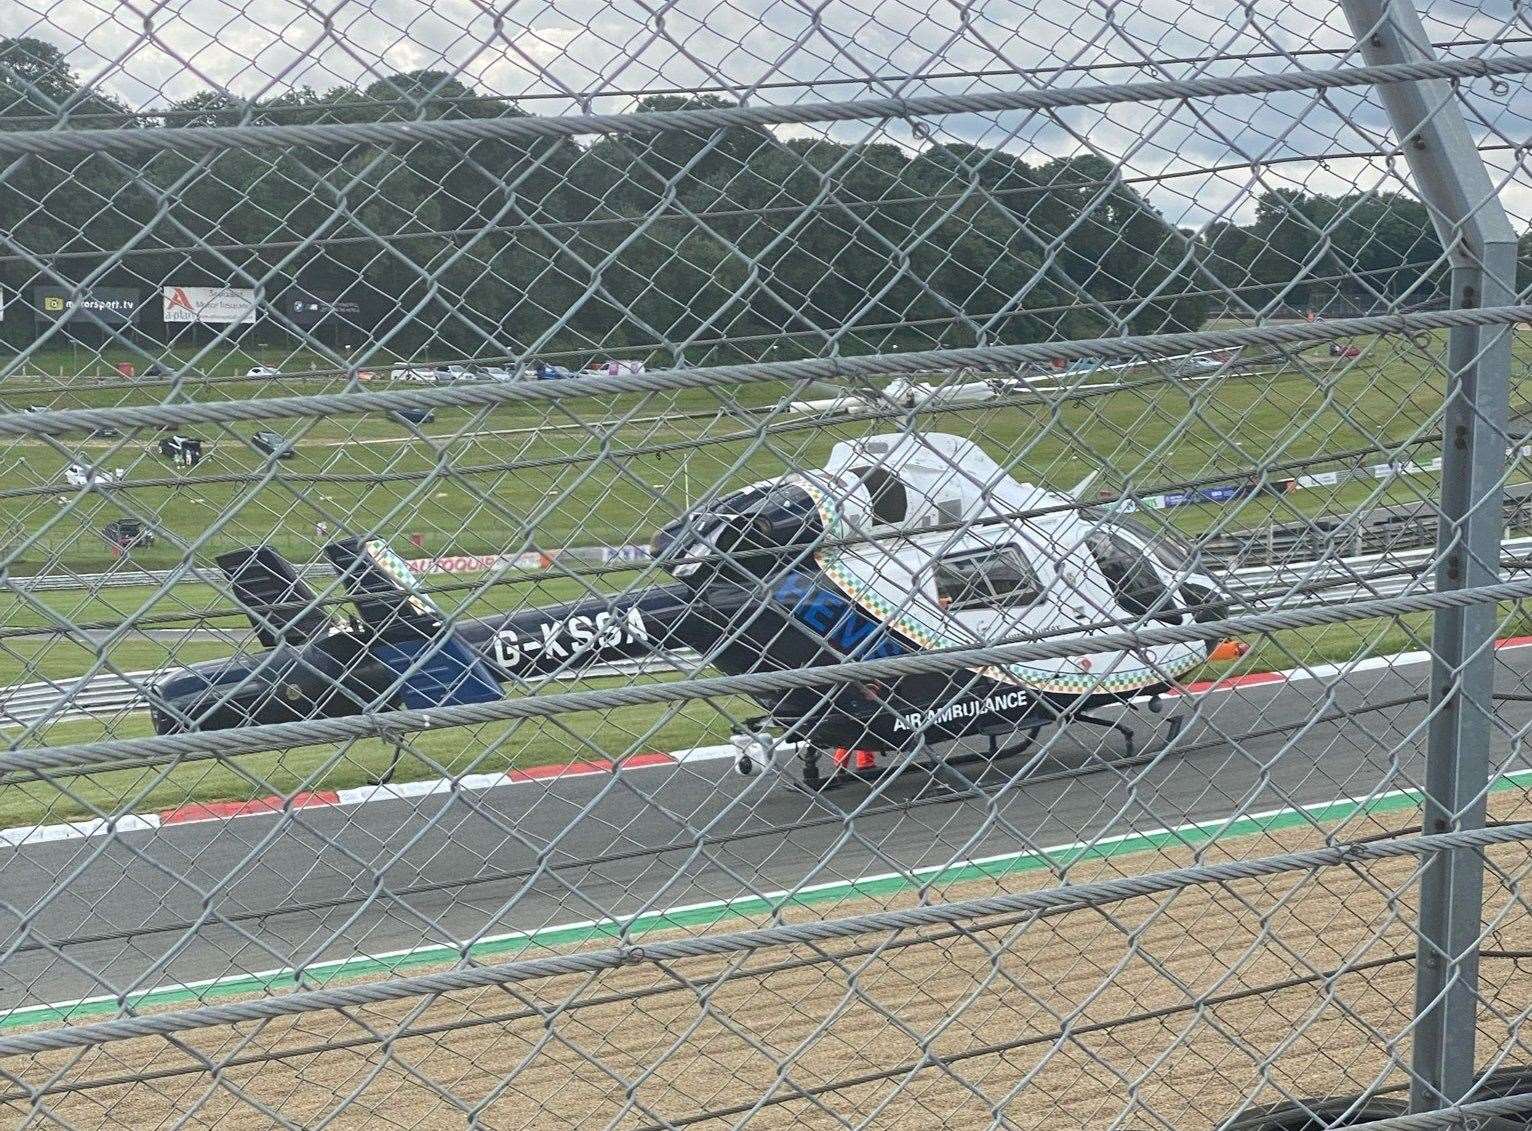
[1208,639,1251,663]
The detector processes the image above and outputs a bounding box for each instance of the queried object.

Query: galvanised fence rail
[0,0,1530,1128]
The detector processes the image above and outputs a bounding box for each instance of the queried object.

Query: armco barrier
[3,546,629,592]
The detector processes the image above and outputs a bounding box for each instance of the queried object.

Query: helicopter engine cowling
[650,481,824,587]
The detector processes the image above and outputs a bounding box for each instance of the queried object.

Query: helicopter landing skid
[1066,696,1187,766]
[797,724,1047,793]
[740,695,1188,794]
[1068,708,1139,761]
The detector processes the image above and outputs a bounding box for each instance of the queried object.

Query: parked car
[65,463,120,489]
[249,430,295,459]
[593,359,646,376]
[390,407,436,426]
[480,366,516,382]
[246,365,284,378]
[102,517,155,550]
[159,435,204,465]
[1165,355,1223,378]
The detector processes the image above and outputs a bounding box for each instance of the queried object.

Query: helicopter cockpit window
[1086,528,1174,619]
[934,546,1041,611]
[845,464,907,526]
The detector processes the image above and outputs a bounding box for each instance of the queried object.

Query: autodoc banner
[33,286,141,327]
[406,552,551,576]
[162,286,259,324]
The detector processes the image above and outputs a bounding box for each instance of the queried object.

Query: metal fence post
[1336,0,1519,1111]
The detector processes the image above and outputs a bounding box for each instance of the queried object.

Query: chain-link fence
[1,0,1530,1127]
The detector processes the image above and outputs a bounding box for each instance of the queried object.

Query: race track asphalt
[2,645,1529,1012]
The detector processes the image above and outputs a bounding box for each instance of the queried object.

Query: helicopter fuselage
[147,433,1231,755]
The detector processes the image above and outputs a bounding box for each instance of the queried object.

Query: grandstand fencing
[0,0,1530,1127]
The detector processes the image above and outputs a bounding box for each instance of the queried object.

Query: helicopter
[146,432,1247,789]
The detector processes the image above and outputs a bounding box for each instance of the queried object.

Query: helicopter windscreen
[1086,510,1194,570]
[652,480,824,582]
[1085,527,1179,622]
[933,546,1042,611]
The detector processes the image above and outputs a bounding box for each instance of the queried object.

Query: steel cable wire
[2,56,1531,160]
[6,306,1532,442]
[4,575,1529,784]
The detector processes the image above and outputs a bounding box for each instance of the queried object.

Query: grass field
[2,331,1475,576]
[4,328,1530,827]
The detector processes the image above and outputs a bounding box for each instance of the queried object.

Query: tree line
[2,35,1515,364]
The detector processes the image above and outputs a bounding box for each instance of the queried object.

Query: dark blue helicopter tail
[320,538,505,711]
[150,543,704,734]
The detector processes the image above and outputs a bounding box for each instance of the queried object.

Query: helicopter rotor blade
[800,378,894,407]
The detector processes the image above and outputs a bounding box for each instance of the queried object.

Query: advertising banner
[405,552,551,576]
[33,286,140,327]
[1159,484,1258,509]
[1294,470,1343,489]
[283,288,364,326]
[162,286,259,325]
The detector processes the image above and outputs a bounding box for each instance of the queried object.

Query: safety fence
[2,0,1532,1128]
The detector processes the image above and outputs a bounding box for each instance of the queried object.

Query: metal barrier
[1,1,1530,1128]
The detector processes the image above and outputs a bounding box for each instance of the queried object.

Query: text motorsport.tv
[33,286,141,327]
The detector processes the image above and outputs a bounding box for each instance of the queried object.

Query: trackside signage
[33,286,141,327]
[162,286,259,324]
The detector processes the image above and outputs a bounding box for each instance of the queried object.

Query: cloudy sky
[14,0,1532,228]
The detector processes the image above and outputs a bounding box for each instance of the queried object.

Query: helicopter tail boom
[147,540,697,735]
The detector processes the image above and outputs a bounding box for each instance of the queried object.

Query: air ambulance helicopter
[147,432,1247,789]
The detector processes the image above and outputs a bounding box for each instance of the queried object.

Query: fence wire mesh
[0,0,1530,1127]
